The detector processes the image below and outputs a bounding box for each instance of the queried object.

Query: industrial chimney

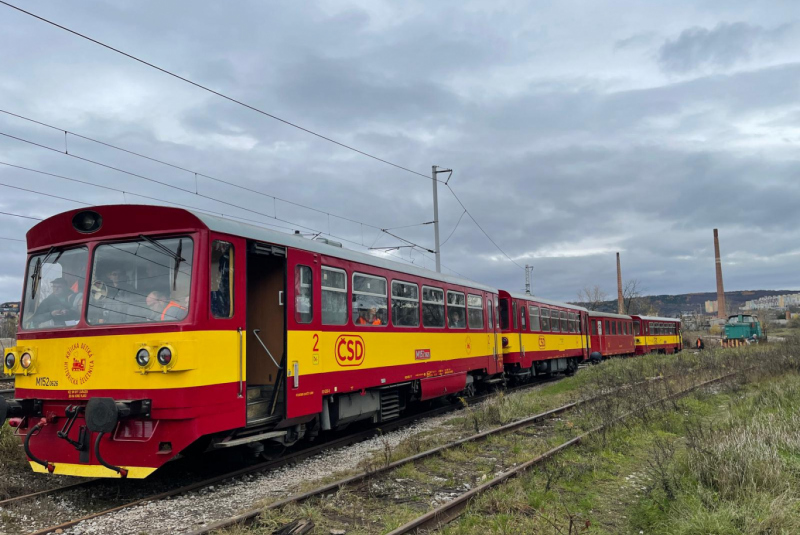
[617,252,624,314]
[714,229,727,319]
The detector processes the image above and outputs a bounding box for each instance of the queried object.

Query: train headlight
[4,353,14,369]
[157,347,172,366]
[136,348,150,367]
[20,353,32,369]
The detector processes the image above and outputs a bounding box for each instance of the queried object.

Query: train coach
[587,311,636,360]
[498,291,588,381]
[631,315,682,355]
[1,205,510,478]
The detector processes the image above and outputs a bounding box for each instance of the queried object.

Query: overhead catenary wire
[0,160,470,277]
[0,109,427,234]
[0,128,436,259]
[0,1,441,184]
[440,209,467,247]
[445,183,524,270]
[0,3,514,277]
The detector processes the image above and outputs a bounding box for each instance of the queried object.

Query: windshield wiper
[138,235,185,263]
[30,246,61,300]
[172,239,183,291]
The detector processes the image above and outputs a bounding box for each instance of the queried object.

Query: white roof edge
[587,311,633,319]
[636,315,682,322]
[192,211,498,293]
[504,291,588,312]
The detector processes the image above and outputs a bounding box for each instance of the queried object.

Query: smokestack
[617,252,624,314]
[714,229,726,319]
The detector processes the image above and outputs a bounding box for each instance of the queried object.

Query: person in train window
[356,308,369,325]
[450,309,466,328]
[145,290,187,321]
[28,277,80,327]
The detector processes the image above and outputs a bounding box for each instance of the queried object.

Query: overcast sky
[1,0,798,305]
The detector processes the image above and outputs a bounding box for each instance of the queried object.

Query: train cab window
[467,294,484,329]
[321,267,347,325]
[499,298,510,330]
[560,311,568,332]
[422,286,445,328]
[392,281,419,327]
[22,246,88,330]
[294,265,312,323]
[634,321,640,335]
[447,291,467,329]
[529,306,540,331]
[352,273,387,326]
[541,308,551,331]
[88,236,193,325]
[568,312,576,333]
[211,241,234,319]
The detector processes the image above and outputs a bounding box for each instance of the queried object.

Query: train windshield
[87,236,193,325]
[22,247,89,330]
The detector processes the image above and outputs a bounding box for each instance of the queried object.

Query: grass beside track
[223,340,800,535]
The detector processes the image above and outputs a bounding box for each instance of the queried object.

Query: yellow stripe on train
[502,333,585,354]
[29,461,156,479]
[286,330,495,376]
[635,335,681,347]
[7,331,240,391]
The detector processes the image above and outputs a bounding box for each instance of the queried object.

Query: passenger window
[568,312,576,333]
[560,311,568,332]
[352,273,387,326]
[467,294,484,329]
[520,306,527,329]
[634,321,640,335]
[211,240,234,319]
[391,281,419,327]
[598,320,603,335]
[612,321,617,335]
[592,320,597,336]
[294,265,312,323]
[447,291,466,329]
[551,310,560,333]
[541,308,551,331]
[321,267,347,325]
[529,306,540,331]
[605,320,610,334]
[422,286,445,328]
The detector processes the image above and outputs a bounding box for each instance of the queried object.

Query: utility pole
[525,264,533,295]
[432,166,452,273]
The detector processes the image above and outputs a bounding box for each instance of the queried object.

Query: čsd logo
[335,335,365,367]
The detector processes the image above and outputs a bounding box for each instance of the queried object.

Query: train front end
[1,206,242,478]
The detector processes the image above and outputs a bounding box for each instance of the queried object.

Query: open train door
[245,241,287,426]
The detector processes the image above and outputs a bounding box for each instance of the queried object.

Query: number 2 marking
[312,333,319,352]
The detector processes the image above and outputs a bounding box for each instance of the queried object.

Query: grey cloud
[658,22,792,74]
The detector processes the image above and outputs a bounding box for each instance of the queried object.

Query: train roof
[633,315,681,322]
[587,311,632,319]
[501,291,588,312]
[193,211,499,293]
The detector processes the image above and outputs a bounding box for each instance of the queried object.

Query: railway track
[0,388,14,399]
[190,368,746,535]
[6,375,561,535]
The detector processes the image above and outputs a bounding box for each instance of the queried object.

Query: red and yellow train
[0,205,681,478]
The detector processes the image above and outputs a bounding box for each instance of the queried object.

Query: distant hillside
[573,290,795,317]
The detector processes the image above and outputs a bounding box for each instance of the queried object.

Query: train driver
[27,277,80,327]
